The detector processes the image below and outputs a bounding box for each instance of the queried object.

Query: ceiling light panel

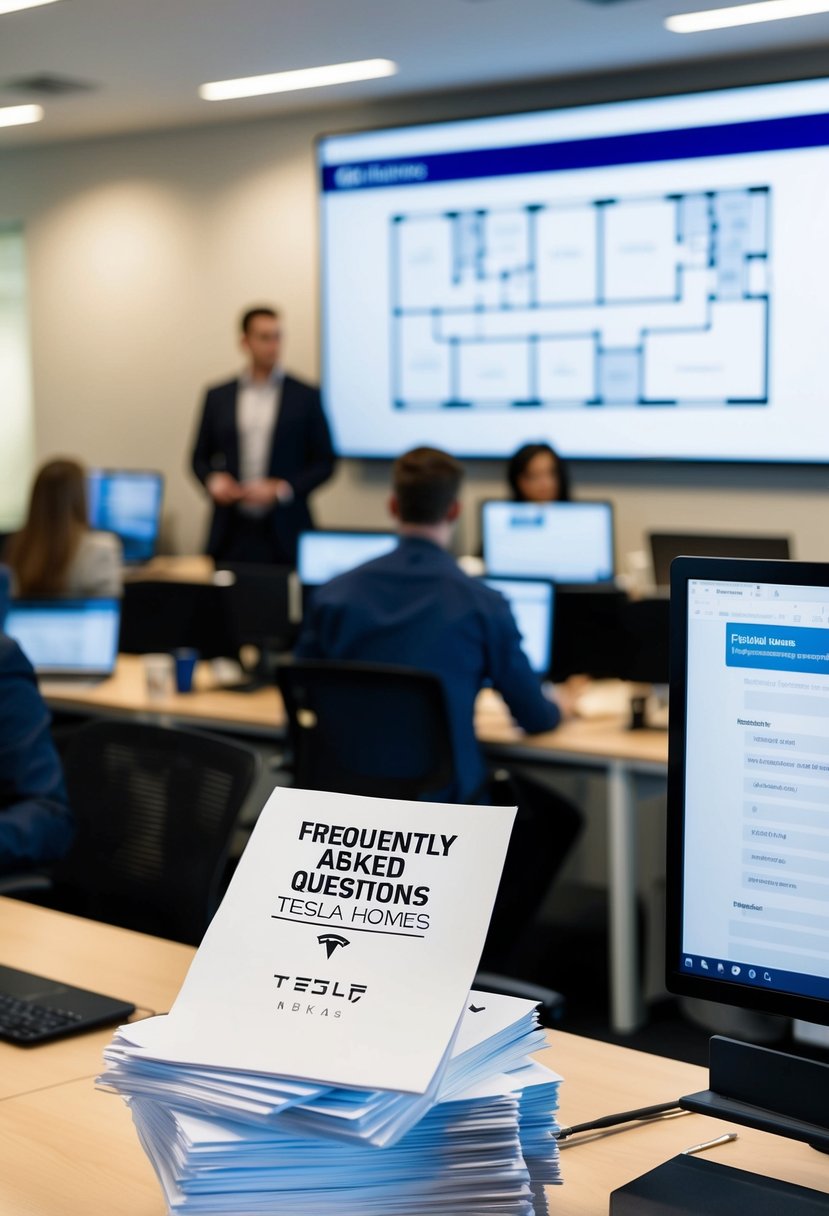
[666,0,829,32]
[199,58,398,102]
[0,0,63,14]
[0,103,43,127]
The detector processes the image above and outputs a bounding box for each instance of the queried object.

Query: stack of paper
[100,789,562,1214]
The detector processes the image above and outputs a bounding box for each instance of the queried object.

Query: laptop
[481,576,555,678]
[86,468,164,565]
[481,501,615,584]
[297,530,398,590]
[4,598,120,682]
[0,964,134,1045]
[649,531,791,589]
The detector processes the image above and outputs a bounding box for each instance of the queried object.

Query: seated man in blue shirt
[295,446,582,968]
[0,633,74,874]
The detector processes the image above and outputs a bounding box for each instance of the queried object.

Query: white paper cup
[143,653,175,701]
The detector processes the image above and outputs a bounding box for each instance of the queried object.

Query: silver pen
[682,1132,738,1156]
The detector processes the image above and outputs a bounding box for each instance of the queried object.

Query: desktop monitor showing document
[482,501,614,584]
[297,531,398,588]
[5,599,120,678]
[666,557,829,1026]
[650,532,791,589]
[481,577,554,677]
[654,555,829,1215]
[86,469,164,564]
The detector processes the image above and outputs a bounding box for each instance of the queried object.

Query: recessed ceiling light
[666,0,829,32]
[199,58,398,102]
[0,103,43,127]
[0,0,63,14]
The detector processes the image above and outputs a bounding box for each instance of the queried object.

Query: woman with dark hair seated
[507,443,571,504]
[6,458,122,598]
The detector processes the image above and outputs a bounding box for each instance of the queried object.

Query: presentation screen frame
[318,74,829,464]
[666,555,829,1026]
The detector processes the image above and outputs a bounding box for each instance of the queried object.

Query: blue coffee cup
[173,647,199,694]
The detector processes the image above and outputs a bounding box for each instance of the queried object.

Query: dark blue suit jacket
[0,635,73,873]
[191,374,336,563]
[295,537,560,802]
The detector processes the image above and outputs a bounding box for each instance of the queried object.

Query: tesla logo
[318,932,350,959]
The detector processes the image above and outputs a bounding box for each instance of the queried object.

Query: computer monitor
[645,556,829,1213]
[667,557,829,1024]
[5,598,120,678]
[650,531,791,589]
[119,582,238,660]
[618,597,670,685]
[86,469,164,564]
[297,530,398,588]
[481,501,615,584]
[481,577,554,677]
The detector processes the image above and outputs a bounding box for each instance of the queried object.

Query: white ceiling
[1,0,829,147]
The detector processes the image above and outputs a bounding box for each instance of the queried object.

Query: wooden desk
[42,653,283,738]
[0,899,192,1101]
[0,899,826,1216]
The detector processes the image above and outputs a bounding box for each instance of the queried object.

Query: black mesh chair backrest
[57,720,258,944]
[277,660,455,801]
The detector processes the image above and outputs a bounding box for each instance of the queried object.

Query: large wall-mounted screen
[319,77,829,462]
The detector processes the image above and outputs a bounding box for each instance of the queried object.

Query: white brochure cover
[155,788,516,1094]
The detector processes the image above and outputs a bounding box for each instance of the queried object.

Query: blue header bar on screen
[726,622,829,676]
[321,111,829,192]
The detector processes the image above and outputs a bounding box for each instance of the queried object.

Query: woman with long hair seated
[6,459,122,598]
[507,442,571,504]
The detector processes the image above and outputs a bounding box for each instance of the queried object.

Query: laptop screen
[86,469,164,564]
[482,501,614,584]
[482,577,554,676]
[297,531,397,587]
[5,599,120,676]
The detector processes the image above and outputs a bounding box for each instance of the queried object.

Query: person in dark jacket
[191,306,336,565]
[296,446,583,966]
[0,634,73,874]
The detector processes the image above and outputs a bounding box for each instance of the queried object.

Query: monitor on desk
[651,559,826,1216]
[625,556,829,1214]
[482,501,615,584]
[650,532,791,590]
[119,582,238,660]
[667,557,829,1023]
[86,469,164,565]
[297,530,398,588]
[481,577,554,677]
[4,598,120,678]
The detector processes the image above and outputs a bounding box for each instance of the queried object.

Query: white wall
[1,59,829,562]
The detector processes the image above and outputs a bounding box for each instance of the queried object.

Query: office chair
[277,659,455,800]
[54,720,259,944]
[277,659,566,1015]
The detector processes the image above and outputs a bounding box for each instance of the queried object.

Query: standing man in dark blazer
[191,306,337,565]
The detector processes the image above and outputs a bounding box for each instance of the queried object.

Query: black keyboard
[0,964,135,1046]
[0,991,85,1044]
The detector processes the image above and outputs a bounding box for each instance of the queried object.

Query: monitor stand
[611,1036,829,1214]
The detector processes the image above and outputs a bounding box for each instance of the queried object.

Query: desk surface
[0,899,192,1101]
[42,654,283,735]
[43,655,669,764]
[1,901,826,1214]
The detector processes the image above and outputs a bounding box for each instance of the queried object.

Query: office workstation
[3,2,829,1213]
